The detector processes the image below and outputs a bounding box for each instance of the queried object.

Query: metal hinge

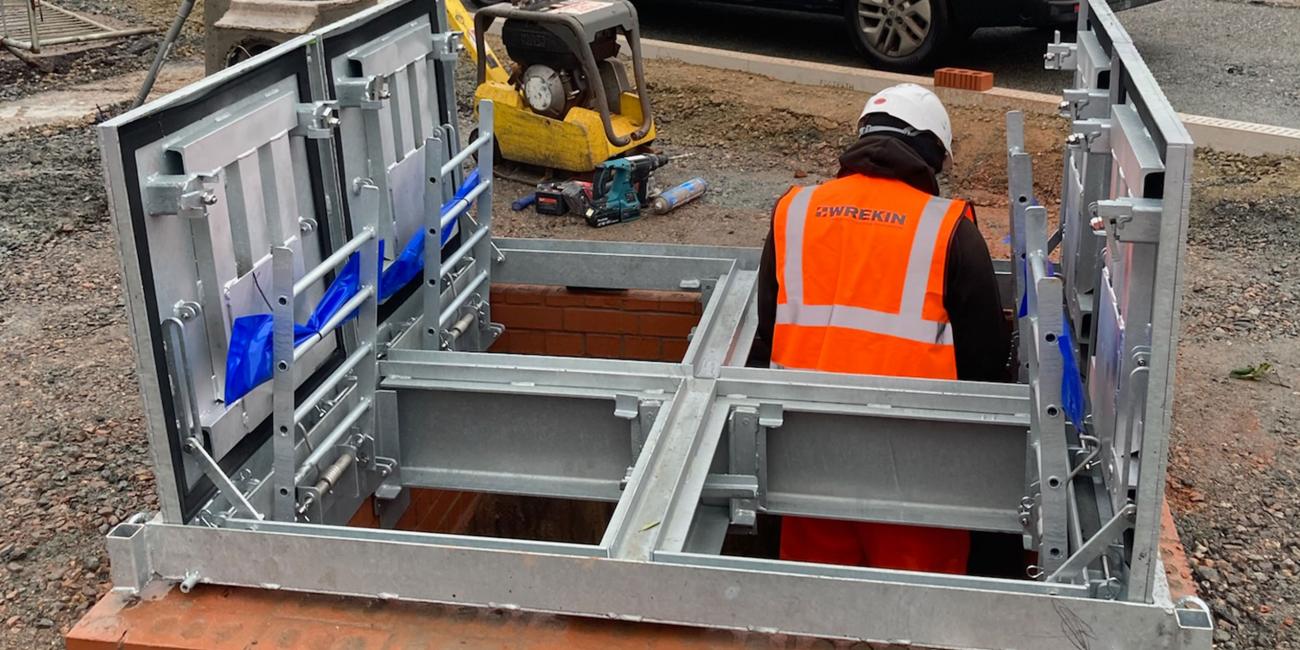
[335,75,391,109]
[1090,198,1163,243]
[144,173,218,219]
[291,101,340,139]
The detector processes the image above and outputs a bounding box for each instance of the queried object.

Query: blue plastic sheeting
[1057,317,1087,434]
[1014,254,1086,431]
[223,251,364,406]
[379,169,479,302]
[222,171,481,405]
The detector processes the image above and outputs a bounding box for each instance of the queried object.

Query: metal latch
[725,403,783,529]
[144,173,217,218]
[1068,118,1112,155]
[292,102,340,139]
[335,75,391,109]
[615,394,662,460]
[1061,88,1110,121]
[1043,30,1078,71]
[432,32,462,63]
[1090,198,1163,243]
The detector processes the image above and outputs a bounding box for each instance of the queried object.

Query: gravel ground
[0,118,157,648]
[1170,150,1300,649]
[0,6,1298,649]
[0,38,158,102]
[0,0,202,103]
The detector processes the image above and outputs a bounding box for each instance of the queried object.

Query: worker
[746,83,1011,574]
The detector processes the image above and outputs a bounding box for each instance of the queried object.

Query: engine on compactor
[501,17,632,118]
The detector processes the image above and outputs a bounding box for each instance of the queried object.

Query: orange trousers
[779,516,970,574]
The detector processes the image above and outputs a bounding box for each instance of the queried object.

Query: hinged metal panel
[101,35,347,520]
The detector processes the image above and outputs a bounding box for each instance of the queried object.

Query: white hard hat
[858,83,953,159]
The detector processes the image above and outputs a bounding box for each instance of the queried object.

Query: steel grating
[92,0,1209,647]
[0,0,153,52]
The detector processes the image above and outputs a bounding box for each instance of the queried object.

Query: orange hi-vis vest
[772,175,974,379]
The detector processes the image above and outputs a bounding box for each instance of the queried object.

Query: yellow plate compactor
[460,0,656,172]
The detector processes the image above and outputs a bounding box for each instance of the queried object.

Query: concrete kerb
[635,37,1300,157]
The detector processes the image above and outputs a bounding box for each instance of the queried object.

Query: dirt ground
[481,60,1062,260]
[0,4,1298,649]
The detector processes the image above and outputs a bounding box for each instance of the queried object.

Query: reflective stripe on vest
[777,187,957,345]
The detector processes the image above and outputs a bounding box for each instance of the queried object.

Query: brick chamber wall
[487,284,704,362]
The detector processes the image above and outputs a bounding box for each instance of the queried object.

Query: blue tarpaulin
[1014,253,1087,430]
[222,171,481,405]
[1058,317,1087,433]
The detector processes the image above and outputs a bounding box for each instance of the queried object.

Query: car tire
[843,0,951,71]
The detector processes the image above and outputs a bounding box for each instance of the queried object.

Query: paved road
[637,0,1300,127]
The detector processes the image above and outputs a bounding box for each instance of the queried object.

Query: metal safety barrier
[0,0,154,53]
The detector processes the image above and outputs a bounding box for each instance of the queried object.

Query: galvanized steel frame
[97,0,1207,646]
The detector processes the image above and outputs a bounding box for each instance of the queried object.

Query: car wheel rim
[856,0,932,58]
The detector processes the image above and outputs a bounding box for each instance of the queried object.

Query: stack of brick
[488,284,704,362]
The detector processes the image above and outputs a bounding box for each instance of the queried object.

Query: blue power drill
[585,153,692,228]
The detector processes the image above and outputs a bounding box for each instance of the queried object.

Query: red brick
[546,332,585,356]
[934,67,993,92]
[493,304,563,330]
[504,286,550,305]
[425,492,479,533]
[564,308,638,334]
[624,336,662,361]
[582,291,631,308]
[658,297,703,314]
[639,313,698,337]
[545,290,589,307]
[490,330,514,353]
[662,338,690,361]
[400,489,438,529]
[586,334,623,358]
[347,497,379,527]
[507,330,547,355]
[624,298,662,312]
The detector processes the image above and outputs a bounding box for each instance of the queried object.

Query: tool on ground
[650,177,709,215]
[512,193,538,211]
[535,180,594,216]
[584,152,689,227]
[455,0,657,172]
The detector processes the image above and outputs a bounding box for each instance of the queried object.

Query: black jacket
[745,135,1011,382]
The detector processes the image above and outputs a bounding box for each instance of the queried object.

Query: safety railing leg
[423,130,447,350]
[468,99,494,346]
[271,246,297,521]
[354,175,381,474]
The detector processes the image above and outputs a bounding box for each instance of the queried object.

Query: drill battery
[534,181,593,216]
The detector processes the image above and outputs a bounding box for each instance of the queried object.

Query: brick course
[487,285,703,363]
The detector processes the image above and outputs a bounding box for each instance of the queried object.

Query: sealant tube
[651,177,709,214]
